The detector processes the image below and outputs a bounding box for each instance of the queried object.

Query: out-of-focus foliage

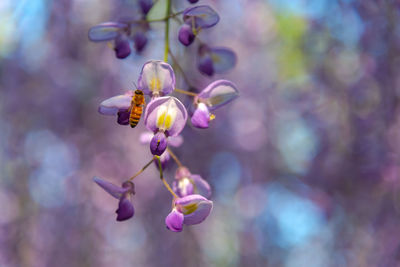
[1,0,400,266]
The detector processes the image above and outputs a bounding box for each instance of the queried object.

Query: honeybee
[128,89,145,128]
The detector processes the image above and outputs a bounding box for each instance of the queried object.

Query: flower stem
[128,156,157,181]
[163,0,172,62]
[157,156,178,198]
[174,88,198,97]
[146,11,183,23]
[166,147,183,167]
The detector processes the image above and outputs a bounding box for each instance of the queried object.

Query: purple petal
[93,176,127,199]
[191,103,211,129]
[117,109,130,125]
[175,166,191,180]
[183,5,220,29]
[116,194,134,221]
[187,0,199,3]
[144,96,188,136]
[139,131,154,144]
[209,47,236,73]
[154,150,170,170]
[138,61,175,96]
[98,91,134,115]
[88,22,127,42]
[150,132,168,156]
[178,24,196,46]
[133,32,148,52]
[173,178,194,197]
[168,135,183,147]
[139,0,153,15]
[198,54,214,76]
[197,80,239,110]
[165,209,184,232]
[191,175,211,199]
[114,36,131,59]
[175,194,213,225]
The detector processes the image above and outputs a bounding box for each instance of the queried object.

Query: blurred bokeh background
[2,0,400,266]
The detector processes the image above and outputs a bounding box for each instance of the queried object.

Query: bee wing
[98,92,134,115]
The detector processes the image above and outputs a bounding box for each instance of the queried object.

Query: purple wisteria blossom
[173,167,211,198]
[140,132,183,169]
[98,91,134,125]
[191,80,239,128]
[144,96,187,155]
[197,45,237,76]
[139,0,153,15]
[138,61,176,97]
[93,177,135,221]
[187,0,199,4]
[88,22,131,59]
[165,194,213,232]
[178,5,220,46]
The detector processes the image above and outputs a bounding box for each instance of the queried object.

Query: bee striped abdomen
[129,106,143,128]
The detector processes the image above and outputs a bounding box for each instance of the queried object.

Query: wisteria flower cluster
[90,1,239,232]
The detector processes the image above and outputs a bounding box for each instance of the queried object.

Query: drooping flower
[197,44,237,76]
[178,6,219,46]
[173,166,211,198]
[191,80,239,128]
[88,22,132,59]
[140,131,183,169]
[144,96,187,155]
[165,194,213,232]
[138,61,176,97]
[98,91,134,125]
[93,177,135,221]
[139,0,153,15]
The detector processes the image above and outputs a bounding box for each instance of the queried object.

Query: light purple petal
[88,22,127,42]
[116,194,134,221]
[178,24,196,46]
[168,135,183,147]
[173,178,194,197]
[191,174,211,199]
[139,131,154,144]
[191,103,211,128]
[98,91,134,115]
[144,96,188,136]
[138,61,175,96]
[93,176,127,199]
[150,132,168,156]
[183,5,220,29]
[209,47,237,74]
[165,209,184,232]
[175,194,213,225]
[175,166,191,180]
[197,80,239,110]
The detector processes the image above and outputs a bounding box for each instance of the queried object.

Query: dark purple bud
[116,194,134,221]
[187,0,199,3]
[139,0,153,15]
[117,109,130,125]
[114,37,131,59]
[198,55,214,76]
[150,132,168,156]
[178,24,196,46]
[133,32,148,52]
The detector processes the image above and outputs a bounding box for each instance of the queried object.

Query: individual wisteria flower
[165,194,213,232]
[138,60,176,97]
[187,0,199,4]
[98,91,134,125]
[139,0,153,15]
[191,80,239,128]
[144,96,187,155]
[93,177,135,221]
[173,166,211,198]
[88,22,131,59]
[178,5,220,46]
[197,44,237,76]
[140,132,183,169]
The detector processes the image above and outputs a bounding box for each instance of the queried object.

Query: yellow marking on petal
[211,54,221,63]
[209,114,215,121]
[181,203,198,215]
[107,41,114,49]
[157,112,166,128]
[164,115,172,129]
[150,77,161,92]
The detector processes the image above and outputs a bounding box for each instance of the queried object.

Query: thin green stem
[157,156,178,198]
[128,156,157,181]
[163,0,172,62]
[166,147,183,167]
[174,88,198,97]
[146,11,183,23]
